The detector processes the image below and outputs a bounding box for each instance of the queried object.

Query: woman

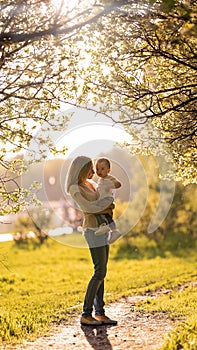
[66,156,117,326]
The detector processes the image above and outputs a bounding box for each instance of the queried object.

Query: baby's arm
[105,175,121,189]
[98,176,121,190]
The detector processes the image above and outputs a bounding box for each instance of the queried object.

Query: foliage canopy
[70,0,197,184]
[0,0,196,214]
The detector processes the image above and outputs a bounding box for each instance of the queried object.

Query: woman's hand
[104,208,113,217]
[70,186,115,216]
[109,202,115,210]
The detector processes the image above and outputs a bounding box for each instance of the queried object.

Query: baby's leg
[105,216,122,244]
[94,214,110,236]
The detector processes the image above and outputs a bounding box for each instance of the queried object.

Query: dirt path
[13,294,175,350]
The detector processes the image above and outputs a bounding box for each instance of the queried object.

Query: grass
[136,284,197,349]
[0,232,197,349]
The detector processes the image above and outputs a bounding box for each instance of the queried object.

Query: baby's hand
[107,176,121,189]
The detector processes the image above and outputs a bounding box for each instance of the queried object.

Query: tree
[1,0,196,216]
[0,0,130,214]
[114,166,197,244]
[13,207,53,244]
[70,0,197,184]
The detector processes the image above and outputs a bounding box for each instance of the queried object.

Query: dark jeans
[82,229,109,317]
[95,213,116,231]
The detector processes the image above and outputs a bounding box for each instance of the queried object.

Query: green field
[0,233,197,349]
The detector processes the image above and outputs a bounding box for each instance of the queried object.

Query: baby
[95,158,122,244]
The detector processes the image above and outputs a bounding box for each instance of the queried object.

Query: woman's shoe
[94,315,117,325]
[80,315,102,326]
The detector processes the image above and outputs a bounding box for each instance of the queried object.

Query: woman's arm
[73,191,114,215]
[95,202,114,217]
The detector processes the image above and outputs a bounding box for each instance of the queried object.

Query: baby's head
[96,158,111,178]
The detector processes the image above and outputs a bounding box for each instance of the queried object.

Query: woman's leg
[94,244,109,316]
[82,244,109,317]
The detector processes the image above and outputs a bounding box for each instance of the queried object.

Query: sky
[48,104,133,160]
[3,103,133,163]
[55,122,132,159]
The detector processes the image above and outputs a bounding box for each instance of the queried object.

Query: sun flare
[50,0,82,11]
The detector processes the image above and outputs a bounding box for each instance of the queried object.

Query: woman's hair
[66,156,92,193]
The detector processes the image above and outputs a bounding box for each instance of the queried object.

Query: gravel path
[14,295,175,350]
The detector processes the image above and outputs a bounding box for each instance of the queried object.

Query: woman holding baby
[66,156,118,326]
